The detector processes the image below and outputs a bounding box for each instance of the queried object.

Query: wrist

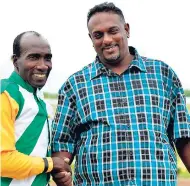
[46,157,53,172]
[42,158,49,173]
[42,157,53,173]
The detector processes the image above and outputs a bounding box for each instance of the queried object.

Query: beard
[103,53,121,65]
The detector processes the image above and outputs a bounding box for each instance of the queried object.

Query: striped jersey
[1,71,52,186]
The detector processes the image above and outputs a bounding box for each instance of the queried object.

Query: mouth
[32,73,47,80]
[103,45,118,52]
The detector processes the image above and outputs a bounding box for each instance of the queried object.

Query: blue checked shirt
[52,47,190,186]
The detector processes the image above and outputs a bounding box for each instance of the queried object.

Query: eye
[45,55,52,62]
[45,56,51,61]
[27,54,40,60]
[93,32,103,39]
[109,28,119,34]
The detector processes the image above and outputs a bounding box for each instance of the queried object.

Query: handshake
[51,156,72,186]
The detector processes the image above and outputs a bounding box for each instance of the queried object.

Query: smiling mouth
[33,74,46,79]
[103,45,118,51]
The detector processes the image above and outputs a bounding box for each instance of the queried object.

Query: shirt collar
[90,46,147,80]
[129,46,147,73]
[8,71,35,93]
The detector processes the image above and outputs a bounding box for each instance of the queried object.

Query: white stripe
[44,100,54,144]
[10,122,49,186]
[9,176,36,186]
[30,120,49,157]
[15,86,39,141]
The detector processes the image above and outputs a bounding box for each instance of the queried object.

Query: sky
[0,0,190,93]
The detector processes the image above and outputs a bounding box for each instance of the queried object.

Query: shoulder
[142,56,175,75]
[59,62,94,92]
[1,78,19,94]
[0,79,24,109]
[69,62,93,82]
[142,56,182,88]
[141,56,169,68]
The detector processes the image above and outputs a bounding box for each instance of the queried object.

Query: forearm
[176,138,190,173]
[1,150,53,179]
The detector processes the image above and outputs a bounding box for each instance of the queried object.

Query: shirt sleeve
[52,85,78,154]
[169,69,190,141]
[0,91,53,179]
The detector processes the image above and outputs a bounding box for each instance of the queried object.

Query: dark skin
[52,152,73,186]
[51,157,72,186]
[176,138,190,172]
[88,12,134,75]
[13,33,52,89]
[14,33,72,185]
[52,12,190,184]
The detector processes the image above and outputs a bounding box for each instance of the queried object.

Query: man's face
[88,12,130,65]
[14,34,52,89]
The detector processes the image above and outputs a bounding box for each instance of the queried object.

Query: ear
[124,23,130,38]
[88,33,92,40]
[12,54,19,71]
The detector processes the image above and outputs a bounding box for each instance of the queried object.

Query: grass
[178,171,190,178]
[187,104,190,112]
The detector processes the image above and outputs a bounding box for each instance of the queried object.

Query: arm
[0,92,53,179]
[52,85,78,159]
[51,85,77,185]
[176,138,190,173]
[168,68,190,173]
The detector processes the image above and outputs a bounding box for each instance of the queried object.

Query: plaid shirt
[52,47,190,186]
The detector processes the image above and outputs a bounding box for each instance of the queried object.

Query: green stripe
[0,79,10,93]
[0,178,12,186]
[31,173,50,186]
[1,79,25,118]
[9,71,34,93]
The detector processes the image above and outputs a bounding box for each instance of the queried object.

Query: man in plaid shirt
[52,2,190,185]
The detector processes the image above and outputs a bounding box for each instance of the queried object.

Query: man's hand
[52,171,72,186]
[51,157,72,186]
[52,157,71,173]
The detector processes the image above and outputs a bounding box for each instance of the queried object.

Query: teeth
[104,46,115,50]
[34,74,46,78]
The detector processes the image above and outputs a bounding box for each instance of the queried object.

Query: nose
[103,33,112,45]
[36,59,48,71]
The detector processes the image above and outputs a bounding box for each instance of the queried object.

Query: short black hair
[87,2,125,24]
[13,31,41,57]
